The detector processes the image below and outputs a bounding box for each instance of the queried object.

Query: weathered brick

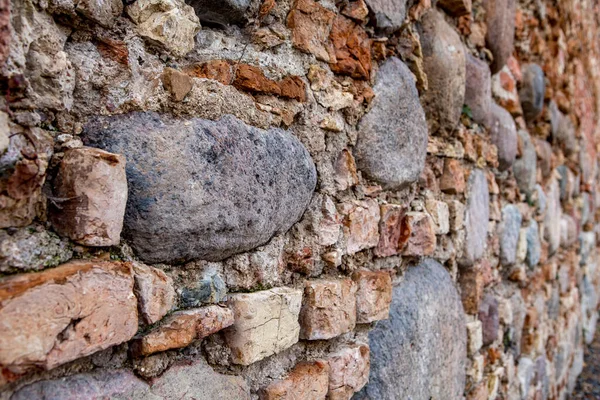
[132,262,175,325]
[225,287,302,365]
[399,212,437,257]
[341,199,381,255]
[440,159,466,194]
[261,360,329,400]
[374,204,404,257]
[352,270,393,323]
[300,279,357,340]
[0,260,137,372]
[327,343,370,400]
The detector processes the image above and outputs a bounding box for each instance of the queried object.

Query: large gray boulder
[355,57,428,190]
[83,112,316,264]
[356,259,467,400]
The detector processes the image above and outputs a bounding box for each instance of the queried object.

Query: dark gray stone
[499,205,522,266]
[180,272,227,307]
[483,0,516,74]
[519,63,546,122]
[525,220,541,268]
[464,54,492,127]
[356,259,466,400]
[460,169,489,266]
[364,0,408,32]
[478,293,499,346]
[356,57,428,189]
[489,103,517,171]
[187,0,250,26]
[513,129,537,196]
[83,112,316,264]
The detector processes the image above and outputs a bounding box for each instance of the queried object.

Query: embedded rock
[83,113,316,264]
[399,212,437,257]
[550,101,576,156]
[352,270,393,323]
[499,205,522,266]
[355,57,428,189]
[364,0,408,32]
[262,360,330,400]
[525,220,541,268]
[484,0,516,73]
[375,204,404,257]
[519,64,546,122]
[0,260,137,371]
[478,294,499,346]
[419,9,466,133]
[132,262,176,324]
[188,0,250,25]
[327,344,370,399]
[49,147,128,247]
[340,199,380,255]
[287,0,336,62]
[489,103,518,171]
[438,0,472,16]
[356,259,466,399]
[225,287,302,365]
[513,130,537,196]
[126,0,201,57]
[460,169,490,266]
[464,54,492,127]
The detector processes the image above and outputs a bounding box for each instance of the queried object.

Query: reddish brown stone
[131,306,234,356]
[0,260,137,372]
[49,147,127,247]
[374,204,405,257]
[162,67,194,102]
[399,212,437,257]
[352,270,393,323]
[300,279,357,340]
[440,158,466,194]
[261,360,330,400]
[327,344,370,399]
[329,15,372,80]
[341,0,369,22]
[278,76,307,102]
[132,262,175,325]
[94,38,129,65]
[233,64,281,96]
[0,0,8,68]
[459,267,484,314]
[184,60,233,85]
[341,199,381,255]
[287,0,336,62]
[438,0,471,16]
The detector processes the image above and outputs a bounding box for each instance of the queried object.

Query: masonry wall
[0,0,599,398]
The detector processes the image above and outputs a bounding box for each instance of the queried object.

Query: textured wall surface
[0,0,599,398]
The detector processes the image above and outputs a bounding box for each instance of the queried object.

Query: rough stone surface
[499,205,522,266]
[126,0,201,57]
[460,267,484,314]
[49,147,127,247]
[489,103,518,171]
[364,0,407,32]
[357,259,466,399]
[478,294,499,346]
[484,0,516,73]
[419,9,466,133]
[131,306,234,356]
[327,343,370,399]
[544,178,562,255]
[287,0,336,62]
[464,54,492,127]
[374,204,404,257]
[225,287,302,365]
[0,225,72,273]
[262,360,330,400]
[0,260,137,372]
[438,0,472,16]
[83,113,316,264]
[440,159,466,194]
[341,199,380,255]
[525,220,541,268]
[513,129,537,196]
[519,64,546,122]
[300,279,357,340]
[133,262,175,325]
[180,270,227,307]
[188,0,250,25]
[355,57,428,189]
[461,169,490,266]
[399,212,437,257]
[425,199,450,235]
[352,270,393,323]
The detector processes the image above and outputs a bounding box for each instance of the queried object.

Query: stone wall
[0,0,599,398]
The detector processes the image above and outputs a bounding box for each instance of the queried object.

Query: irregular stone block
[419,9,466,133]
[466,320,483,356]
[483,0,516,73]
[327,344,370,399]
[375,204,404,257]
[519,64,546,122]
[329,15,372,80]
[132,262,175,324]
[225,287,302,365]
[334,149,359,191]
[513,129,537,196]
[188,0,250,25]
[459,267,484,314]
[489,102,517,171]
[261,360,330,400]
[162,67,193,102]
[364,0,407,32]
[126,0,201,57]
[0,225,72,273]
[352,270,393,323]
[131,306,234,356]
[357,259,466,399]
[49,147,127,247]
[180,270,227,307]
[355,57,427,189]
[499,205,522,266]
[550,101,576,156]
[440,159,466,194]
[478,294,499,346]
[287,0,336,62]
[460,169,489,266]
[300,279,357,340]
[399,212,437,257]
[464,54,492,127]
[525,220,541,268]
[425,199,450,235]
[83,113,316,264]
[0,260,137,371]
[340,199,381,255]
[448,200,465,231]
[544,178,562,255]
[560,214,578,248]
